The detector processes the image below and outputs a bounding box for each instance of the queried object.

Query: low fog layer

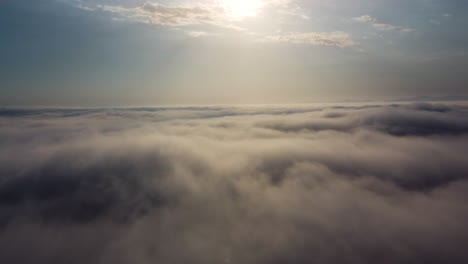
[1,103,468,264]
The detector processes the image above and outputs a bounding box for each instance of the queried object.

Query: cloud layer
[1,103,468,263]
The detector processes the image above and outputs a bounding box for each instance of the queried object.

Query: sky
[1,0,468,106]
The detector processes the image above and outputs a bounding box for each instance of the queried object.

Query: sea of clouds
[1,102,468,264]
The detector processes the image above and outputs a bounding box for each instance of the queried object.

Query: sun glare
[221,0,264,19]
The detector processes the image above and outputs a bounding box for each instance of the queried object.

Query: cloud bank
[1,103,468,263]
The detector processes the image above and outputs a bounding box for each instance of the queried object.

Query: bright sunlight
[221,0,264,19]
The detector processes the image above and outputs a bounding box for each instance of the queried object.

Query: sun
[221,0,264,19]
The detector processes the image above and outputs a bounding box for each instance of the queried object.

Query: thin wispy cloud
[354,15,414,33]
[93,2,233,28]
[79,0,297,28]
[353,15,376,22]
[75,0,350,44]
[187,30,213,37]
[260,31,354,47]
[373,23,415,32]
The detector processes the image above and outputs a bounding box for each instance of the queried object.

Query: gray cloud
[1,103,468,263]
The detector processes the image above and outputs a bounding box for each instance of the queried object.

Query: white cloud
[353,15,376,22]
